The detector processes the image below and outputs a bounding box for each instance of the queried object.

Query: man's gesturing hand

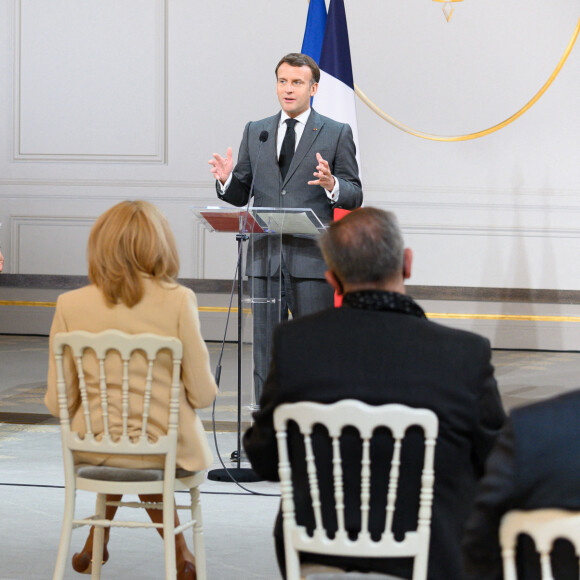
[308,152,335,191]
[209,147,234,185]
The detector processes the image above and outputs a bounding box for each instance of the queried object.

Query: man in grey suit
[209,53,363,400]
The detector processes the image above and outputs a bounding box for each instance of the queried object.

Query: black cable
[0,481,278,497]
[209,398,279,497]
[209,195,279,497]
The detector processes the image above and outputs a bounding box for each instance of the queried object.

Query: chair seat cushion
[76,464,196,482]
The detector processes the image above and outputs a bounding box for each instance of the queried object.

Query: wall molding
[363,183,580,196]
[0,190,218,205]
[3,196,580,241]
[0,179,209,189]
[12,0,168,163]
[1,181,580,210]
[2,274,580,305]
[193,216,206,279]
[10,215,95,273]
[4,211,580,242]
[381,200,580,215]
[403,224,580,239]
[2,189,579,217]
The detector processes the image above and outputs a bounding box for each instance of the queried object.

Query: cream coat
[45,279,218,471]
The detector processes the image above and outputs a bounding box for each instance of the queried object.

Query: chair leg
[190,487,206,580]
[502,549,517,580]
[52,487,76,580]
[285,543,301,580]
[163,492,177,579]
[91,493,107,580]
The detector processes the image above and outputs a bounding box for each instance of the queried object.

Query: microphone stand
[208,132,268,483]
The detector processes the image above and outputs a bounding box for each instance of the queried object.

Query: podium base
[207,467,263,483]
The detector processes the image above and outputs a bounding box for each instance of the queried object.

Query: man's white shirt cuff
[326,177,340,204]
[218,173,233,193]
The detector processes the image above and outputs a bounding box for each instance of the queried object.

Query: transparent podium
[193,206,326,480]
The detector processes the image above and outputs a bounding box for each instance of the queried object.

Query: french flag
[301,0,361,171]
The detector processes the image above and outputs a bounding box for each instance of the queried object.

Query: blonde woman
[45,201,218,579]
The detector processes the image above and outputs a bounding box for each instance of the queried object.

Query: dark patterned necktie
[278,118,298,180]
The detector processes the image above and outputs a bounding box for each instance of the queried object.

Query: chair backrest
[53,330,183,473]
[273,399,438,580]
[500,509,580,580]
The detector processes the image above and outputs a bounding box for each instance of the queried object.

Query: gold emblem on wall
[355,16,580,140]
[433,0,464,22]
[305,1,579,141]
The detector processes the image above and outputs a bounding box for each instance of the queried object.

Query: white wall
[1,0,579,291]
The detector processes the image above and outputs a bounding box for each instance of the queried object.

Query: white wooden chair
[273,400,439,580]
[500,509,580,580]
[51,330,207,580]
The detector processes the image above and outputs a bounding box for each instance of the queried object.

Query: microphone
[240,130,269,234]
[246,130,268,207]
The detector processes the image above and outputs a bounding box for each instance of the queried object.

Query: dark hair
[275,53,320,84]
[318,208,405,285]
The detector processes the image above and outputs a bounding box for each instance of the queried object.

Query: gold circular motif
[354,16,580,141]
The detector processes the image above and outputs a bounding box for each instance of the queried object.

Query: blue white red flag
[302,0,361,171]
[301,0,327,64]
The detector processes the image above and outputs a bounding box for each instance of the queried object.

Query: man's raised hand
[308,152,335,191]
[209,147,234,185]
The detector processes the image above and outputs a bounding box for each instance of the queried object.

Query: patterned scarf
[342,290,426,319]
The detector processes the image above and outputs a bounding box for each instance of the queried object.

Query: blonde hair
[88,200,179,307]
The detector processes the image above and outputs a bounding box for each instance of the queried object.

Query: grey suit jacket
[217,109,362,278]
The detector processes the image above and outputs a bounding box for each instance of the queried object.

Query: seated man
[463,390,580,580]
[243,207,506,580]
